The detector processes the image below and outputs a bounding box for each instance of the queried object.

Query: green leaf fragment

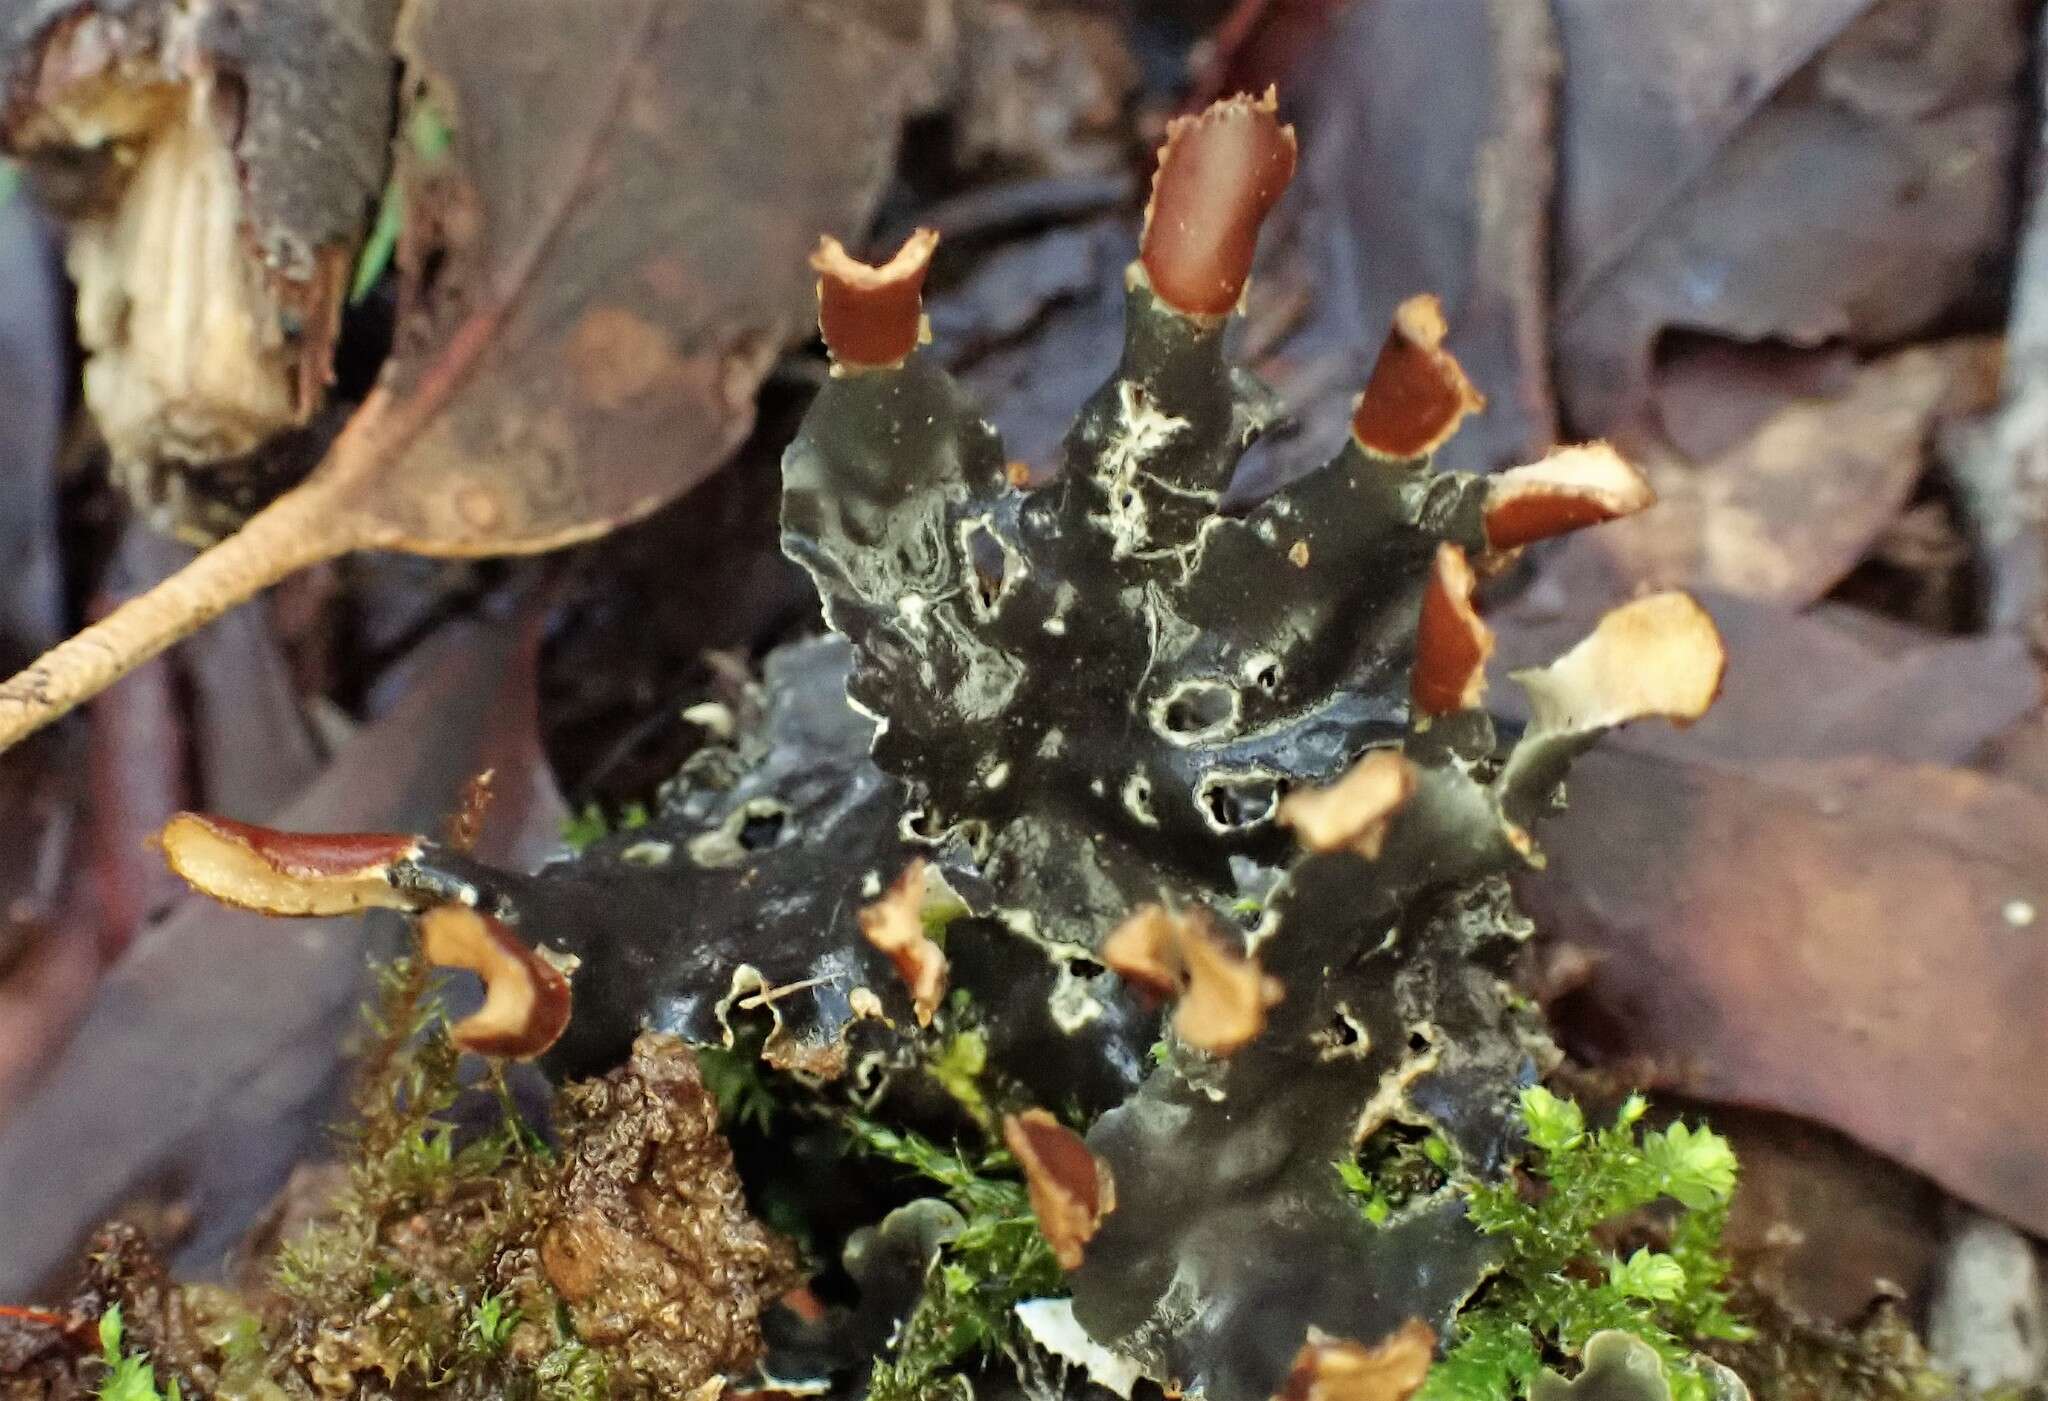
[349,101,457,304]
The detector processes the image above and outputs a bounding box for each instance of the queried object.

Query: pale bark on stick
[0,479,365,750]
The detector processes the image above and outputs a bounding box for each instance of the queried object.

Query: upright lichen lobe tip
[1139,88,1299,317]
[1412,543,1494,717]
[1351,294,1485,460]
[812,226,939,369]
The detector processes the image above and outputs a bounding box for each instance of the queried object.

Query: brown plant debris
[232,981,796,1399]
[1,0,398,523]
[538,1033,802,1394]
[0,1222,232,1400]
[1003,1109,1115,1271]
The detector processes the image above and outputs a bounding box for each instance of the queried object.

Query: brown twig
[0,472,367,752]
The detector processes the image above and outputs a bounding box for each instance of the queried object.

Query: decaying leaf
[1554,0,2024,434]
[1550,0,1875,318]
[0,0,928,752]
[1708,1103,1945,1323]
[1574,340,2001,605]
[1497,581,2047,1232]
[1518,748,2048,1237]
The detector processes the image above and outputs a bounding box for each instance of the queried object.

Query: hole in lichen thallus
[1197,770,1282,831]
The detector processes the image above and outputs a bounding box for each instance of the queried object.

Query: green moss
[697,1037,781,1134]
[531,1330,611,1401]
[94,1305,182,1401]
[842,1118,1063,1401]
[559,800,653,854]
[262,958,581,1396]
[1356,1089,1751,1401]
[1336,1124,1454,1225]
[348,99,454,304]
[466,1293,521,1356]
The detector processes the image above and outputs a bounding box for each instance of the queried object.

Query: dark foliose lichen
[143,91,1748,1401]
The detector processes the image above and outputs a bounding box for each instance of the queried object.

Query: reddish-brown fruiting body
[156,812,419,916]
[1412,543,1494,716]
[1003,1108,1115,1269]
[1099,905,1181,1002]
[1276,751,1418,860]
[1139,89,1298,317]
[1175,916,1285,1055]
[1273,1321,1436,1401]
[417,904,573,1060]
[1514,592,1727,737]
[857,858,948,1025]
[1350,295,1484,460]
[811,228,938,369]
[1102,904,1283,1055]
[1482,443,1654,550]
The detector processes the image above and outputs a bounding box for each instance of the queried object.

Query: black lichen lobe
[783,273,1495,959]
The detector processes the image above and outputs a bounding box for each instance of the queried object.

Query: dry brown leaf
[1707,1103,1945,1323]
[0,0,927,751]
[1551,0,1877,318]
[1575,341,2000,604]
[1554,0,2024,433]
[1518,748,2048,1237]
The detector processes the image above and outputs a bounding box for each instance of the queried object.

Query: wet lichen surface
[52,93,1930,1401]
